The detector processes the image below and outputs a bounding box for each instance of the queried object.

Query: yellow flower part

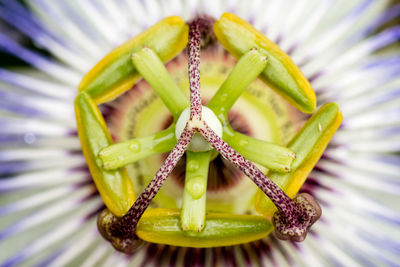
[137,208,273,247]
[214,13,316,113]
[79,16,189,104]
[75,92,135,217]
[256,103,342,217]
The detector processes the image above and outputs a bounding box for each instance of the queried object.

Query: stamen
[98,126,194,253]
[116,126,193,227]
[195,120,321,242]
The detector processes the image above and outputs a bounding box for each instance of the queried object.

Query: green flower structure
[0,1,399,266]
[76,14,340,253]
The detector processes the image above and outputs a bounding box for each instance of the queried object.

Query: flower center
[89,15,333,253]
[105,47,300,211]
[175,106,223,152]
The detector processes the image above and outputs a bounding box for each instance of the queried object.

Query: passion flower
[82,15,337,253]
[1,1,399,266]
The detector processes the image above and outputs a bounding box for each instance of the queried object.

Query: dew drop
[187,160,199,171]
[129,141,141,153]
[186,176,206,199]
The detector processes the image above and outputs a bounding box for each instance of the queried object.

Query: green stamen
[99,126,176,170]
[223,127,295,173]
[207,48,268,117]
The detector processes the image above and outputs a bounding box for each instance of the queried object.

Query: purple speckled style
[188,18,208,120]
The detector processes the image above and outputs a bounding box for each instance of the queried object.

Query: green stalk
[99,127,176,170]
[223,127,295,172]
[207,48,268,117]
[131,47,190,119]
[181,151,212,232]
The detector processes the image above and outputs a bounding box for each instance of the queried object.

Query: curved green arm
[255,103,342,217]
[214,13,316,113]
[79,16,189,104]
[75,92,135,217]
